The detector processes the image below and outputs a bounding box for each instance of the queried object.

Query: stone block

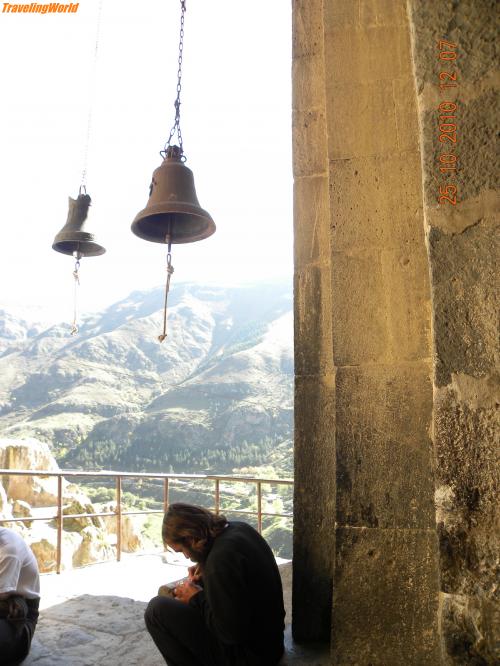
[325,0,407,29]
[324,0,360,28]
[292,0,324,59]
[292,54,326,112]
[331,246,431,366]
[329,152,424,250]
[292,109,328,177]
[428,218,499,386]
[294,265,333,375]
[332,527,441,665]
[294,175,331,269]
[294,374,336,494]
[326,80,399,159]
[331,249,390,366]
[335,363,435,529]
[359,0,408,27]
[381,246,432,362]
[393,77,420,152]
[293,374,336,641]
[324,25,413,84]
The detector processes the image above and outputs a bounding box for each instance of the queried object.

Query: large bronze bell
[52,193,106,257]
[131,146,215,244]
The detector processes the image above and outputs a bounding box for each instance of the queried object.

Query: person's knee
[145,595,160,627]
[145,595,175,629]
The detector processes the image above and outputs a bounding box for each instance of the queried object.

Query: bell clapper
[158,235,174,343]
[71,250,82,336]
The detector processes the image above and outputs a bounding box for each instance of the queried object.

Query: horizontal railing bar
[119,509,164,517]
[0,516,55,523]
[0,510,293,524]
[0,469,293,485]
[0,511,156,523]
[220,510,293,519]
[43,510,163,520]
[0,509,174,520]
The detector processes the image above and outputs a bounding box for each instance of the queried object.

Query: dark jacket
[189,521,285,665]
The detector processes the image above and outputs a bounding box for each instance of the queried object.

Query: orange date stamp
[437,40,458,206]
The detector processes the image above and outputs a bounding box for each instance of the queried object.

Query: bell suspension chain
[162,0,186,159]
[80,0,104,190]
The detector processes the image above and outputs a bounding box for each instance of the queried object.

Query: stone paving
[23,553,329,665]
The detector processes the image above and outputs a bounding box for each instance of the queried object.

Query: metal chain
[158,242,175,343]
[71,253,81,336]
[162,0,186,159]
[81,0,104,190]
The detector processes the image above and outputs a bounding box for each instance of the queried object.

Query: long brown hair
[162,503,228,561]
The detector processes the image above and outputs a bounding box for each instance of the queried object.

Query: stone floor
[23,553,330,665]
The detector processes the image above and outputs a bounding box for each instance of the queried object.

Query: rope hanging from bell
[131,0,216,343]
[51,1,106,336]
[158,234,174,343]
[71,251,81,336]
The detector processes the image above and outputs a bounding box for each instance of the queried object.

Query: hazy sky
[0,0,292,321]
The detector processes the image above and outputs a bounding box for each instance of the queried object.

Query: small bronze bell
[52,193,106,257]
[131,146,215,244]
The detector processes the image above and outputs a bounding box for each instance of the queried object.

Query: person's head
[162,503,228,563]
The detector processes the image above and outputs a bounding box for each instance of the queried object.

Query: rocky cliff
[0,438,144,572]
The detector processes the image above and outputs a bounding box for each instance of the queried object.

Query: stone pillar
[407,1,499,663]
[325,1,440,663]
[293,0,441,662]
[292,0,336,643]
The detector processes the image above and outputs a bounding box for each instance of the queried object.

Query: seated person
[145,503,285,666]
[0,527,40,666]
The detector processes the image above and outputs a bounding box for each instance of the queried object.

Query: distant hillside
[0,282,293,476]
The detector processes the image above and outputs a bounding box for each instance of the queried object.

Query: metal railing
[0,469,293,573]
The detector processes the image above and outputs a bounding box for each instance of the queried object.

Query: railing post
[257,481,262,533]
[163,477,170,514]
[116,476,122,562]
[56,475,63,574]
[214,478,220,515]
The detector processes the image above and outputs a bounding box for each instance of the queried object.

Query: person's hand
[174,580,202,604]
[188,564,202,583]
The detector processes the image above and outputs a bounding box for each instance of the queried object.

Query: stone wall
[407,1,499,663]
[292,0,498,664]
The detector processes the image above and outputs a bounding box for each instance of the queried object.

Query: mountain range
[0,281,293,475]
